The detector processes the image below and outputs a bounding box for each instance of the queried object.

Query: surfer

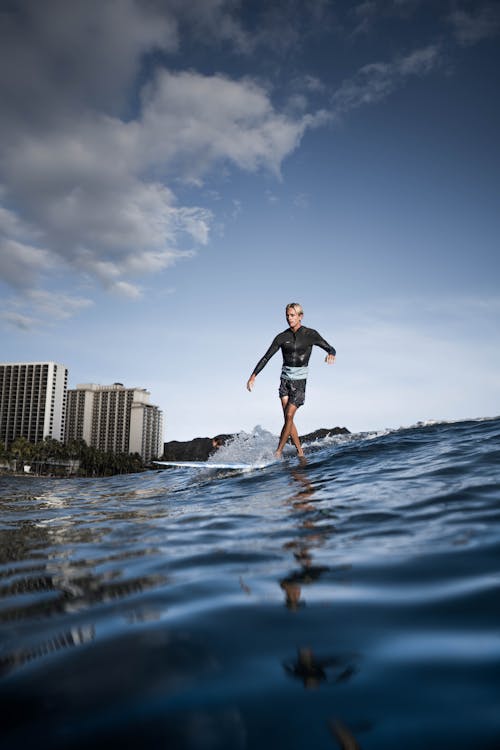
[246,303,336,458]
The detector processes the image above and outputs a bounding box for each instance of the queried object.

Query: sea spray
[207,425,279,464]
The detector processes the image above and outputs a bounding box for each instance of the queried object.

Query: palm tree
[10,436,35,470]
[0,441,11,468]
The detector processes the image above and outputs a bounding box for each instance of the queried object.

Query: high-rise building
[65,383,163,462]
[0,362,68,448]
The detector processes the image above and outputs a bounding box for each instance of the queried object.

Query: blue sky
[1,0,499,441]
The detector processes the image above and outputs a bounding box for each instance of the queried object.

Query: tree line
[0,436,145,477]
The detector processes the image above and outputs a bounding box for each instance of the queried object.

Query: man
[246,303,336,458]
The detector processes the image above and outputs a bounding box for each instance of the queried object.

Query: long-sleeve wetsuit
[252,326,336,380]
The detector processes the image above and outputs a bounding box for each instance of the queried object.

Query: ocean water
[0,417,499,749]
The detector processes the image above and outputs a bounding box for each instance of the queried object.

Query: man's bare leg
[279,397,301,451]
[284,405,303,454]
[276,400,304,458]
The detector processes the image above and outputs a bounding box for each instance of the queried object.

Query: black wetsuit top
[253,326,336,377]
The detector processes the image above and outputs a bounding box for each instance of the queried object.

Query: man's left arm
[311,329,336,365]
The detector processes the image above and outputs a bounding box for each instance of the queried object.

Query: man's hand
[325,354,336,365]
[246,374,256,391]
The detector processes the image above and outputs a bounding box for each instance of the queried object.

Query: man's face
[286,307,302,330]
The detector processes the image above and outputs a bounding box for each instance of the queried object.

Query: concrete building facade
[65,383,163,462]
[0,362,68,448]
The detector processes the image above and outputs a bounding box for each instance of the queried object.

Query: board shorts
[279,377,307,407]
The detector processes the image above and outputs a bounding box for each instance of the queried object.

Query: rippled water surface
[1,418,499,749]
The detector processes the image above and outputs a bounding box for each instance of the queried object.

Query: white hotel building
[0,362,68,448]
[65,383,163,463]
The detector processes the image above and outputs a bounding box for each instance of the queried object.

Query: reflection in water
[0,508,167,676]
[239,576,252,595]
[284,646,328,688]
[0,566,166,624]
[279,467,335,611]
[0,624,95,677]
[284,646,358,690]
[329,718,362,750]
[281,465,360,746]
[0,564,166,675]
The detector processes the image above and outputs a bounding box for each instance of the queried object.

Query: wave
[1,415,499,749]
[208,414,499,466]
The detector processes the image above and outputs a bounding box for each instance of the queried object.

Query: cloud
[448,4,500,46]
[293,193,310,209]
[1,61,324,301]
[293,74,326,94]
[0,1,449,324]
[0,203,54,287]
[168,0,253,54]
[349,0,429,36]
[138,70,322,178]
[0,289,93,331]
[26,290,94,320]
[353,1,378,35]
[0,0,178,135]
[332,45,442,115]
[0,239,55,289]
[181,0,333,56]
[109,281,142,299]
[0,1,203,307]
[0,311,39,331]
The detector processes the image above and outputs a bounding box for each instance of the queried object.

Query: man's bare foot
[275,450,283,459]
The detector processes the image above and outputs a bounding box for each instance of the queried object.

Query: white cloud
[353,1,378,35]
[26,290,94,319]
[0,238,55,288]
[448,4,500,46]
[0,311,39,331]
[110,281,143,299]
[173,0,253,53]
[294,74,326,93]
[0,288,94,331]
[183,0,333,57]
[0,0,177,135]
[0,117,212,289]
[286,94,310,113]
[349,0,427,36]
[138,70,321,179]
[0,1,211,314]
[0,1,452,326]
[1,63,324,304]
[0,203,34,239]
[332,45,442,115]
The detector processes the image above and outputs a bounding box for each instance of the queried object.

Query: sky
[1,0,499,442]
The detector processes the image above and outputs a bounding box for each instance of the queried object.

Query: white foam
[208,425,278,465]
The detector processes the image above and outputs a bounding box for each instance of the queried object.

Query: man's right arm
[247,335,281,391]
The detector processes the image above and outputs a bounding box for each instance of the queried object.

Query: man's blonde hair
[286,302,303,316]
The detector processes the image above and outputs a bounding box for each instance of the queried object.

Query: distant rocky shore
[163,427,350,462]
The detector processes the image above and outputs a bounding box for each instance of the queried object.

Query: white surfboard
[154,459,277,471]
